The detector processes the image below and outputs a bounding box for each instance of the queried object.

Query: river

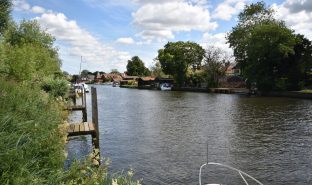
[66,85,312,185]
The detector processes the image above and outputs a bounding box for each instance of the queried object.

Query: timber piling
[66,87,100,165]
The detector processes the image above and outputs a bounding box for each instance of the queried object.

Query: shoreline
[118,85,312,100]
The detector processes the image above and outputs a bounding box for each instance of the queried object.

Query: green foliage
[226,1,311,91]
[126,56,150,76]
[5,20,56,49]
[150,61,167,78]
[0,20,61,82]
[186,71,206,87]
[81,69,90,78]
[62,158,141,185]
[41,77,69,98]
[127,80,137,86]
[157,41,205,87]
[0,7,141,185]
[111,69,120,74]
[0,81,65,184]
[0,43,61,82]
[0,0,12,34]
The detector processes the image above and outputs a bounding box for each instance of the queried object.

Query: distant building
[226,64,240,76]
[102,73,122,82]
[138,77,156,89]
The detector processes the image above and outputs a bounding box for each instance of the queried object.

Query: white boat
[199,162,263,185]
[199,144,263,185]
[160,83,172,91]
[73,83,89,94]
[81,83,90,93]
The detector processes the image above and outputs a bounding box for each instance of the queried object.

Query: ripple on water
[66,86,312,185]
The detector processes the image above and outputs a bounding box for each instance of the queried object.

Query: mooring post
[91,87,100,149]
[73,96,76,105]
[82,89,88,122]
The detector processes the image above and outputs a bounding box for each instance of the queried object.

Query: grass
[0,80,141,185]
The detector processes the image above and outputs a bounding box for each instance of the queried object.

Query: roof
[139,77,155,81]
[122,76,139,80]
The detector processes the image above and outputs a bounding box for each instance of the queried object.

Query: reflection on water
[66,85,312,184]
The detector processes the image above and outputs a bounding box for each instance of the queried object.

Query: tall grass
[0,81,141,184]
[0,81,65,184]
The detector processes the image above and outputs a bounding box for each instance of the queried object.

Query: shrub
[41,77,69,98]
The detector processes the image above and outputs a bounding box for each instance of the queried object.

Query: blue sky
[12,0,312,74]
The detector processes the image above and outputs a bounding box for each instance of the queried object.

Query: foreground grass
[0,80,140,185]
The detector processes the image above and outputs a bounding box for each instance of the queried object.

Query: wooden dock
[66,87,100,165]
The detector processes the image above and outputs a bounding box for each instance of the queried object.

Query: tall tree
[80,69,89,77]
[1,20,61,81]
[227,2,298,91]
[126,56,150,76]
[150,61,167,78]
[157,41,205,87]
[0,0,12,34]
[204,46,231,87]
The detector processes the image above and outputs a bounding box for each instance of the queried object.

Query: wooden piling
[67,86,101,165]
[82,89,87,122]
[91,87,100,150]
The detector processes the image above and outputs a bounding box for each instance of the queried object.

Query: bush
[41,77,69,98]
[127,80,137,86]
[275,77,288,91]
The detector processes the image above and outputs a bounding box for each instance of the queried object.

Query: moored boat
[160,83,172,91]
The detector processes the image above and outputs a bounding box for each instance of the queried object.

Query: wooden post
[82,89,87,122]
[91,87,100,149]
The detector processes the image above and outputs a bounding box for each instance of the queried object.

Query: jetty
[66,87,100,165]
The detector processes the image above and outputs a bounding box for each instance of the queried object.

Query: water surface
[66,85,312,184]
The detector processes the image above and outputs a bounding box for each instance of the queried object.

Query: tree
[80,69,89,77]
[0,20,61,82]
[111,69,120,74]
[0,0,11,34]
[5,20,56,49]
[227,2,298,91]
[204,46,231,87]
[279,34,312,90]
[126,56,150,76]
[157,41,205,87]
[150,61,167,78]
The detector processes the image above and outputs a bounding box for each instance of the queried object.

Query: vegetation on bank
[0,1,139,184]
[227,2,312,91]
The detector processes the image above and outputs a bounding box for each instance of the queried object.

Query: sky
[11,0,312,74]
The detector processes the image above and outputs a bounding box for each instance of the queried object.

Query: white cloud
[31,6,45,14]
[201,32,233,55]
[13,0,46,14]
[132,1,218,41]
[116,37,135,44]
[13,0,31,12]
[273,1,312,40]
[212,0,246,21]
[35,12,131,72]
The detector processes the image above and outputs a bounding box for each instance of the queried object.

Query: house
[122,75,139,81]
[226,64,240,76]
[94,74,103,83]
[102,73,122,82]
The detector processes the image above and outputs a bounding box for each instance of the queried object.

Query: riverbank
[119,85,312,100]
[261,91,312,99]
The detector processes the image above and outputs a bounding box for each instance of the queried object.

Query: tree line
[127,2,312,91]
